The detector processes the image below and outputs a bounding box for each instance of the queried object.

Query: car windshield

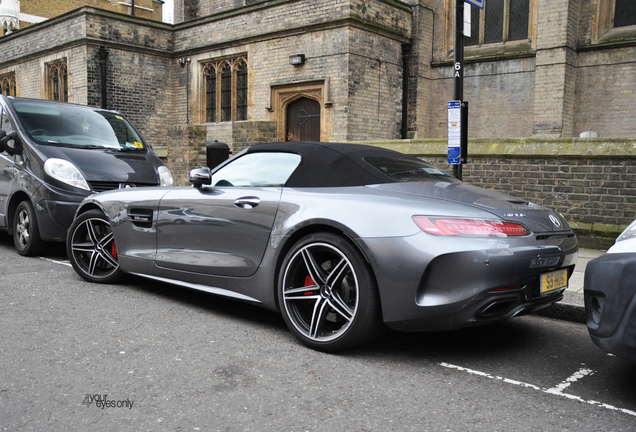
[11,100,145,151]
[364,156,457,183]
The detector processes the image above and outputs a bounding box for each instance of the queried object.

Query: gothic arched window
[47,61,68,102]
[201,56,248,123]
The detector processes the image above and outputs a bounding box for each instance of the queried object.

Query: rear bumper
[584,253,636,361]
[360,232,579,332]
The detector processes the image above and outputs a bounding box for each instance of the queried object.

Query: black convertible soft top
[246,141,431,188]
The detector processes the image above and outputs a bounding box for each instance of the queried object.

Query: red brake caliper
[304,275,315,295]
[111,242,118,259]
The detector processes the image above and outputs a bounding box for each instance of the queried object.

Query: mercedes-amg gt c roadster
[67,142,579,351]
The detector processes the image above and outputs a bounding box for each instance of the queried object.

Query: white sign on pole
[464,3,471,36]
[447,101,461,165]
[465,0,484,10]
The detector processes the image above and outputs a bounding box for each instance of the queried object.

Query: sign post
[448,0,482,180]
[450,0,465,180]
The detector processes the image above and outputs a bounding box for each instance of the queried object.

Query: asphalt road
[1,233,635,431]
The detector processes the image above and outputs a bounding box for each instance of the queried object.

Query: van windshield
[11,100,146,151]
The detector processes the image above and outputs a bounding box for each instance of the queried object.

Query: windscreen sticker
[116,115,124,120]
[133,141,143,148]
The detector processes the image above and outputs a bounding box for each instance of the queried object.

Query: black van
[0,96,173,256]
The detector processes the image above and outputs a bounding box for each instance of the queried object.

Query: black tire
[278,232,384,352]
[13,200,45,256]
[66,209,122,283]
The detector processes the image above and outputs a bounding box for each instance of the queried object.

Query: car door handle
[234,197,260,209]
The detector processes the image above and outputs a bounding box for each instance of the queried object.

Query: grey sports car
[67,142,579,351]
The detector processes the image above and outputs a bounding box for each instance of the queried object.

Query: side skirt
[129,272,262,303]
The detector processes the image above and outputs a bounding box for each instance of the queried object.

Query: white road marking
[39,257,72,267]
[439,362,636,417]
[546,367,593,395]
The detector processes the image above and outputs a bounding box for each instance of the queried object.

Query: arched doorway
[285,97,320,141]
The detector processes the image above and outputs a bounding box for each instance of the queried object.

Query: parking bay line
[40,257,72,267]
[439,362,636,417]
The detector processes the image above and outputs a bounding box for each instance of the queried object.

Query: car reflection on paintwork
[160,208,234,226]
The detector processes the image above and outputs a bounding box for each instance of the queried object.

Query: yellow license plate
[540,269,568,295]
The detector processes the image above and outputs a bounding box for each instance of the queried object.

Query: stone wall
[574,46,636,138]
[173,0,411,52]
[85,45,174,151]
[177,0,412,145]
[167,124,208,185]
[346,26,405,140]
[232,121,277,152]
[429,58,536,139]
[411,0,636,141]
[20,0,162,26]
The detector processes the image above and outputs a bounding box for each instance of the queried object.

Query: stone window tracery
[465,0,531,46]
[594,0,636,41]
[0,73,16,96]
[444,0,537,55]
[202,56,248,123]
[611,0,636,28]
[47,60,67,102]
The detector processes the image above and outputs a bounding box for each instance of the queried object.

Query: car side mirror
[189,166,212,188]
[0,131,23,156]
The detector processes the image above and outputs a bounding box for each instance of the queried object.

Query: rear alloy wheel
[278,232,384,352]
[13,200,45,256]
[67,209,122,283]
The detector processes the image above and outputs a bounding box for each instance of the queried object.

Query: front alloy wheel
[279,232,383,352]
[67,210,122,283]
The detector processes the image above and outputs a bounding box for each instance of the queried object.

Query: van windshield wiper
[117,146,144,152]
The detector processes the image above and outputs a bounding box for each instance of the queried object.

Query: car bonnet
[38,145,161,184]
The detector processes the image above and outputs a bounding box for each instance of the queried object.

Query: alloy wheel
[281,241,360,343]
[69,215,120,281]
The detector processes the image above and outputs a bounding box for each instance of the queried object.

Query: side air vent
[128,208,153,228]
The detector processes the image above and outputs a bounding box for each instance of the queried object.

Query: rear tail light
[413,217,530,237]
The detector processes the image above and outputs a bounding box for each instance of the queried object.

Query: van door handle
[234,197,260,209]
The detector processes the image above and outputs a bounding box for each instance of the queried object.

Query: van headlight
[158,166,173,187]
[44,158,90,191]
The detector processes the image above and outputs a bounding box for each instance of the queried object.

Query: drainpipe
[98,47,109,109]
[400,43,412,140]
[179,58,191,124]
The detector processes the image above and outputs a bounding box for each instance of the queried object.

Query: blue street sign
[465,0,484,9]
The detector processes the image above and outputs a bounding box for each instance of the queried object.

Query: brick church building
[1,0,635,242]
